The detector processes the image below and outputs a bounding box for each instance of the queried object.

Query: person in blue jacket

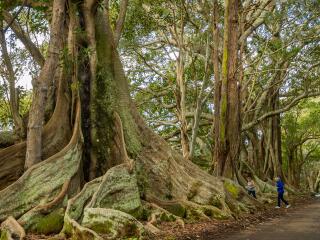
[275,177,290,208]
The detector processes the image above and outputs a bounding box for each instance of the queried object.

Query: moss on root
[201,206,229,220]
[0,230,9,240]
[224,180,240,199]
[81,208,145,239]
[26,208,65,234]
[159,212,176,222]
[187,181,202,200]
[209,195,224,209]
[89,164,143,218]
[161,203,186,218]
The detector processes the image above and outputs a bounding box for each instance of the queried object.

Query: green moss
[209,195,223,209]
[224,181,240,199]
[187,181,202,200]
[201,206,229,220]
[159,213,176,222]
[92,166,143,219]
[139,208,151,221]
[136,163,149,200]
[128,205,143,219]
[88,220,113,234]
[0,230,9,240]
[185,208,203,221]
[163,203,186,218]
[164,237,176,240]
[61,217,74,237]
[30,208,65,234]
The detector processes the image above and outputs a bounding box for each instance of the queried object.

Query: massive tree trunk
[213,0,241,178]
[0,1,259,239]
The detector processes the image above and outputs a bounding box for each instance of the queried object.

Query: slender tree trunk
[287,148,295,184]
[175,51,190,160]
[271,90,283,179]
[25,0,66,169]
[263,90,284,180]
[189,38,210,159]
[211,0,221,172]
[246,130,265,177]
[0,23,24,138]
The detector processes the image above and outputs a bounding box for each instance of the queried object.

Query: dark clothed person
[275,177,290,208]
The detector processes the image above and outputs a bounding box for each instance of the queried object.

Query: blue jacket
[276,180,285,193]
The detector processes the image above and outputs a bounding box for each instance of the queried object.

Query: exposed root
[0,105,263,240]
[37,180,71,214]
[0,216,25,240]
[142,202,182,226]
[61,164,146,239]
[112,112,135,173]
[88,164,142,217]
[0,63,72,191]
[144,222,161,235]
[0,103,82,236]
[61,177,103,239]
[82,208,144,239]
[0,143,25,190]
[0,140,81,223]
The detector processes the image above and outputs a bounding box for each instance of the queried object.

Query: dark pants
[248,190,256,198]
[278,192,289,206]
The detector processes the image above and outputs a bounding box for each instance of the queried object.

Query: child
[275,177,290,208]
[246,177,257,198]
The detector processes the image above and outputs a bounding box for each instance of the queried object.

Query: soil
[156,195,317,240]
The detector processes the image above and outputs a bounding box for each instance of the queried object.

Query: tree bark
[214,0,240,178]
[25,0,66,169]
[175,50,190,160]
[0,22,24,138]
[211,0,221,172]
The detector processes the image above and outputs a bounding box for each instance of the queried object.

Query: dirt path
[157,196,318,240]
[221,198,320,240]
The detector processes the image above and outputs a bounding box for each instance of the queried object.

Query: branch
[1,0,26,33]
[2,10,45,67]
[242,91,320,131]
[163,122,212,140]
[134,50,169,81]
[3,0,49,9]
[114,0,128,47]
[240,0,275,43]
